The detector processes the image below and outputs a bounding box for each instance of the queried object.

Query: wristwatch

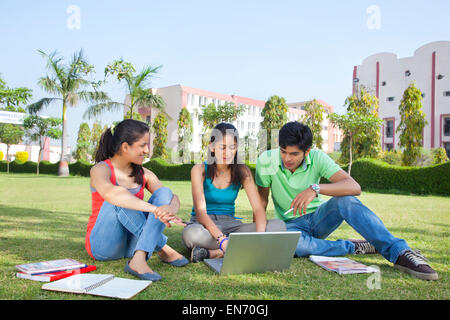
[310,184,320,197]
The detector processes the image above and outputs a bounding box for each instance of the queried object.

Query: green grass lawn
[0,173,448,300]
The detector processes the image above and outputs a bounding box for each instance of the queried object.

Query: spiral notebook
[41,273,151,299]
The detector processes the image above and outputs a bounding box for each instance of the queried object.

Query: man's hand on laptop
[290,187,316,216]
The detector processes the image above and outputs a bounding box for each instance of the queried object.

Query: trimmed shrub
[15,151,29,162]
[1,157,448,196]
[379,150,402,166]
[143,158,194,181]
[69,160,93,177]
[349,158,450,196]
[431,147,449,165]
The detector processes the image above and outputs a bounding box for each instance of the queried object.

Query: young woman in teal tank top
[182,122,286,262]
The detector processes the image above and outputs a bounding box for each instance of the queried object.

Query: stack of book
[16,258,96,282]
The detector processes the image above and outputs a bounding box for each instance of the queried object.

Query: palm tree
[83,60,167,157]
[27,49,112,176]
[83,61,167,122]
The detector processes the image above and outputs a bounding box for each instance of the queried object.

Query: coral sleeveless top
[85,159,146,259]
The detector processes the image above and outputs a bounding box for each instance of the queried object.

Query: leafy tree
[396,82,428,166]
[73,122,91,162]
[152,112,168,159]
[259,95,288,151]
[84,58,166,121]
[0,123,23,173]
[431,147,449,165]
[23,115,62,174]
[197,102,246,159]
[338,87,381,164]
[90,121,107,162]
[300,99,325,149]
[177,107,193,163]
[0,78,32,173]
[329,110,382,175]
[27,49,111,176]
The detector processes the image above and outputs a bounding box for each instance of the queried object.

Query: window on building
[444,117,450,136]
[387,97,395,102]
[386,120,394,138]
[382,81,386,86]
[385,143,394,151]
[444,91,450,97]
[405,70,411,77]
[146,116,151,124]
[421,93,426,98]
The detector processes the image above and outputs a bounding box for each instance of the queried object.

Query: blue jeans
[285,196,410,263]
[89,187,173,261]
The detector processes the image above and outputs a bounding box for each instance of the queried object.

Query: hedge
[1,158,448,196]
[347,158,450,196]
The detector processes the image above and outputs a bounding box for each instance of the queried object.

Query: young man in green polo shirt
[255,121,438,281]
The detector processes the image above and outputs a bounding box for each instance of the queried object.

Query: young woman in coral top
[86,119,188,281]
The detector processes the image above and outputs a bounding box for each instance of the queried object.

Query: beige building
[352,41,450,157]
[127,84,342,160]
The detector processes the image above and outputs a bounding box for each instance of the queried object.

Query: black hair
[278,121,313,153]
[206,122,250,187]
[95,119,149,185]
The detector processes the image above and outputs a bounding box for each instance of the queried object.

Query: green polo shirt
[255,148,341,221]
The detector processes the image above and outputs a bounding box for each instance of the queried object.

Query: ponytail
[94,119,149,185]
[95,128,115,163]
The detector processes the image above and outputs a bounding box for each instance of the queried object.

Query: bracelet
[216,234,226,243]
[219,237,229,252]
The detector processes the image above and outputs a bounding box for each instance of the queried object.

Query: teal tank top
[191,162,241,217]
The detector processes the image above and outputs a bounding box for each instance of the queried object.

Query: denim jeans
[285,196,410,263]
[89,187,173,261]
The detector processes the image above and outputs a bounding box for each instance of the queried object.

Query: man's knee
[329,195,360,208]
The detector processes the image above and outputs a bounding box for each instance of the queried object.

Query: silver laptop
[204,231,301,275]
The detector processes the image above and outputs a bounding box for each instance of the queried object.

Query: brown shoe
[349,239,378,254]
[394,250,438,280]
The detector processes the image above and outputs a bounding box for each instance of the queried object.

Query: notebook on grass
[16,258,86,275]
[42,274,151,299]
[17,265,97,282]
[309,255,380,274]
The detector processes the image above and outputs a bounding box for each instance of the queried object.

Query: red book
[16,265,97,282]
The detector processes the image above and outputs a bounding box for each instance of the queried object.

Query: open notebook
[42,274,151,299]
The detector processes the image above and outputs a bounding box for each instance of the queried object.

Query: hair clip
[110,123,116,136]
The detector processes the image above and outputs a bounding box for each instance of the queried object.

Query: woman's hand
[218,235,229,253]
[153,205,183,227]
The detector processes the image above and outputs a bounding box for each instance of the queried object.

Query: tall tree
[23,115,62,174]
[338,87,381,164]
[300,99,325,149]
[0,77,32,174]
[90,121,107,162]
[329,110,382,175]
[259,95,288,151]
[73,122,91,162]
[396,82,428,166]
[84,59,166,121]
[197,102,246,159]
[151,112,168,159]
[177,107,193,163]
[27,49,111,176]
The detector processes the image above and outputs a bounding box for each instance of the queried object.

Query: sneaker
[394,250,438,281]
[350,239,378,254]
[191,246,210,263]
